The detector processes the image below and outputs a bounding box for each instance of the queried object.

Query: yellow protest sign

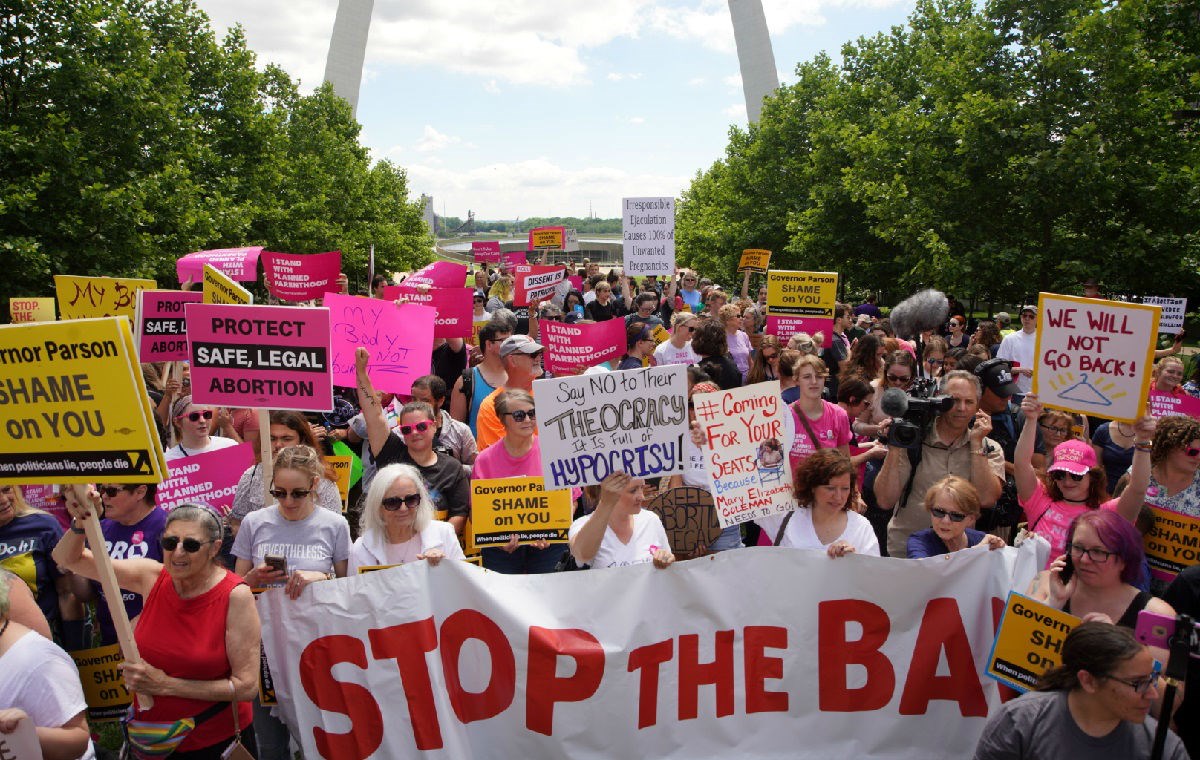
[9,297,56,324]
[738,249,771,273]
[71,644,131,722]
[1144,506,1200,584]
[469,476,573,551]
[766,270,838,317]
[651,324,671,345]
[54,275,156,320]
[986,591,1080,692]
[327,455,353,512]
[528,226,565,250]
[0,317,166,484]
[203,263,253,305]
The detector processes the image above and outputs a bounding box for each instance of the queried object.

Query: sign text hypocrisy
[260,543,1041,760]
[533,364,688,489]
[186,303,333,412]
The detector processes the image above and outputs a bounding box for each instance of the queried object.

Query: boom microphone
[880,387,910,418]
[888,289,949,340]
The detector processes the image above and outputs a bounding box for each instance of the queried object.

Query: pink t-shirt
[788,400,851,470]
[1020,480,1118,567]
[472,438,543,479]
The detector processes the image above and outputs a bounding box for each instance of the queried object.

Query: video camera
[879,385,953,449]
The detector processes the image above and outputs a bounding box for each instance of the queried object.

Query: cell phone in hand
[264,554,288,576]
[1058,554,1074,585]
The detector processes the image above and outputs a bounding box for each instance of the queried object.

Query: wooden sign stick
[70,484,154,710]
[258,409,273,503]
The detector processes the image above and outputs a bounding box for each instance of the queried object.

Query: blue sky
[196,0,916,220]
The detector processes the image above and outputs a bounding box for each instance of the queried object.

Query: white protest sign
[1142,297,1186,333]
[694,381,795,528]
[621,197,675,276]
[534,364,688,489]
[1033,293,1159,422]
[0,716,42,759]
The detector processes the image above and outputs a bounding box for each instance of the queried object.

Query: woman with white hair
[349,463,463,573]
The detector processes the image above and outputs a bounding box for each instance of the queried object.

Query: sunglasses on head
[382,493,422,511]
[1051,471,1085,482]
[179,410,214,422]
[930,507,967,523]
[160,535,212,553]
[399,421,433,436]
[504,409,536,422]
[269,488,312,500]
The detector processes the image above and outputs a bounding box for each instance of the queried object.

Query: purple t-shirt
[94,508,167,644]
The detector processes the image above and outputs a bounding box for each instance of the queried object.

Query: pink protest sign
[539,319,625,375]
[766,316,833,347]
[156,443,256,515]
[325,292,434,395]
[177,247,262,284]
[261,250,342,302]
[1149,391,1200,420]
[501,251,527,271]
[514,265,564,307]
[405,261,467,288]
[472,241,501,264]
[395,286,473,339]
[22,484,68,530]
[567,275,583,292]
[137,290,202,361]
[185,303,333,411]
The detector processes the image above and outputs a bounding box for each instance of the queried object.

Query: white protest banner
[260,541,1041,760]
[533,364,688,489]
[693,381,795,528]
[622,197,675,276]
[1033,293,1159,422]
[0,715,42,759]
[1142,296,1187,333]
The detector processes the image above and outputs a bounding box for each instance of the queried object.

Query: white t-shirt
[164,435,239,461]
[756,507,880,555]
[653,340,699,367]
[996,329,1037,392]
[681,435,708,489]
[0,630,96,760]
[568,510,670,568]
[231,505,351,580]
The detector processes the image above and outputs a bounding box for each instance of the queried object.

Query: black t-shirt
[698,354,742,390]
[1163,566,1200,760]
[431,342,468,397]
[585,298,625,322]
[375,433,470,519]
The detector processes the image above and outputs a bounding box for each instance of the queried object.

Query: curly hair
[1151,414,1200,468]
[974,321,1002,349]
[793,449,857,510]
[690,319,729,358]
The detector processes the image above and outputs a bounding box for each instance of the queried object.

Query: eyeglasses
[179,410,214,422]
[930,507,968,523]
[1051,471,1086,482]
[1041,424,1070,436]
[97,486,127,498]
[382,493,422,511]
[1069,543,1116,563]
[160,535,213,553]
[269,488,312,501]
[504,409,536,422]
[1107,670,1161,696]
[399,421,433,436]
[886,374,913,386]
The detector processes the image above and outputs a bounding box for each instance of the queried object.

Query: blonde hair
[923,476,981,517]
[792,353,828,379]
[272,445,323,485]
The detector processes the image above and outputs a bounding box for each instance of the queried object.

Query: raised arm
[354,347,392,459]
[53,488,160,598]
[569,472,625,565]
[1014,394,1042,502]
[1115,415,1156,521]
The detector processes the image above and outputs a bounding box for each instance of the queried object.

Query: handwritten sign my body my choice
[177,246,263,284]
[1034,293,1160,422]
[986,592,1080,692]
[262,251,342,302]
[765,270,837,346]
[470,476,573,549]
[622,197,675,276]
[694,381,795,528]
[54,275,157,320]
[534,364,688,489]
[1144,507,1200,583]
[1143,296,1187,333]
[156,443,255,515]
[539,320,624,375]
[324,293,434,395]
[136,290,203,361]
[186,303,333,412]
[0,318,165,484]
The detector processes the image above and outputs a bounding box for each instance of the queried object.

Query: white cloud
[407,159,688,218]
[483,79,501,94]
[722,73,742,89]
[415,125,474,153]
[722,102,747,119]
[687,76,707,86]
[606,72,644,81]
[628,116,646,124]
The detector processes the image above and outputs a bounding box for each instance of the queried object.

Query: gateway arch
[323,0,779,123]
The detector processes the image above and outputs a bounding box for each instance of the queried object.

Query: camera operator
[875,369,1005,557]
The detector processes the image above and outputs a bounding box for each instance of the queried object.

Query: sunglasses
[926,358,944,365]
[949,321,961,327]
[97,486,127,498]
[504,409,536,422]
[1051,471,1085,482]
[399,421,434,436]
[930,507,967,523]
[886,374,913,385]
[269,488,312,501]
[179,410,214,422]
[160,535,213,553]
[382,493,422,511]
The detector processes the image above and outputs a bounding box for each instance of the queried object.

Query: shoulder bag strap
[792,401,824,451]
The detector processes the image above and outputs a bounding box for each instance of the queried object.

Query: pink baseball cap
[1049,439,1096,476]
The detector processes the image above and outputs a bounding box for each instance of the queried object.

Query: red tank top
[134,567,252,751]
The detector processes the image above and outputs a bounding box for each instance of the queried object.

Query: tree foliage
[676,0,1200,305]
[0,0,432,303]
